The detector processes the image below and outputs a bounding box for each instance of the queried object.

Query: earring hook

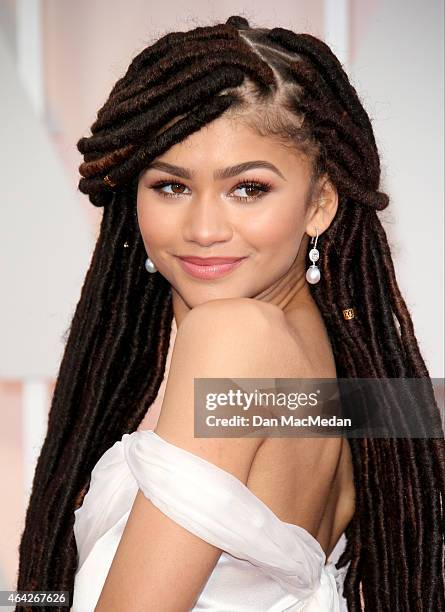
[310,227,319,249]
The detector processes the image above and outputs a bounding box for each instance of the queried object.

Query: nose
[182,195,233,246]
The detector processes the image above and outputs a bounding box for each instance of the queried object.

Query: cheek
[137,193,174,249]
[241,202,305,251]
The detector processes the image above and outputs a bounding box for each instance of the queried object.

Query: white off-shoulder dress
[72,430,348,611]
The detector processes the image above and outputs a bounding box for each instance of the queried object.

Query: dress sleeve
[122,429,326,601]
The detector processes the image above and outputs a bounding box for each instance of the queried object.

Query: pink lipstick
[175,255,247,280]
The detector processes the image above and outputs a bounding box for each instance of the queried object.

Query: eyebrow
[144,160,287,181]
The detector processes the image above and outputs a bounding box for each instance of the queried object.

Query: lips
[177,256,246,265]
[174,255,247,280]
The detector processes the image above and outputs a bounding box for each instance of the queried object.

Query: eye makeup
[148,177,273,203]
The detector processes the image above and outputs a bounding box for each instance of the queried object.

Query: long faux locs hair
[15,15,444,612]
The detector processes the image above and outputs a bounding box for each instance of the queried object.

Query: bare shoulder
[174,298,296,377]
[179,297,288,339]
[155,298,281,481]
[155,297,307,481]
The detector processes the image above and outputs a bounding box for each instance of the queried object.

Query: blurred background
[0,0,443,603]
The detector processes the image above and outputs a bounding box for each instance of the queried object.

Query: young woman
[15,15,444,612]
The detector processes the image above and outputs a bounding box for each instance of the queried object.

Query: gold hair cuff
[103,174,116,188]
[343,308,355,320]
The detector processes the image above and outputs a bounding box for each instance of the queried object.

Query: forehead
[151,114,311,178]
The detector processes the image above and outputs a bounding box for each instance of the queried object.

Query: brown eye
[151,181,190,198]
[237,185,262,198]
[150,178,272,202]
[231,180,272,202]
[169,183,186,194]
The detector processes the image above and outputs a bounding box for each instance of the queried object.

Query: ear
[304,175,338,238]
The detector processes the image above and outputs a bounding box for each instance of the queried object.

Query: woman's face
[137,114,330,316]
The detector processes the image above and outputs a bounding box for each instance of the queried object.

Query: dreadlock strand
[373,219,430,377]
[79,65,248,156]
[108,37,274,109]
[106,95,241,184]
[93,56,252,133]
[370,438,392,609]
[342,438,366,611]
[367,219,408,375]
[288,63,378,179]
[358,223,387,376]
[268,28,377,137]
[107,23,240,101]
[78,94,238,200]
[336,208,379,376]
[360,437,383,600]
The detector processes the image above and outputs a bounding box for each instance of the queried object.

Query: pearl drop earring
[306,227,321,284]
[144,256,157,273]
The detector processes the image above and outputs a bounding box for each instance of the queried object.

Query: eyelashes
[149,178,273,203]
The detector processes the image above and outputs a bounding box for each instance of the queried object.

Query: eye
[150,181,190,198]
[231,180,272,202]
[149,178,272,202]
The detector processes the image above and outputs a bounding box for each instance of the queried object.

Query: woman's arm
[94,298,292,612]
